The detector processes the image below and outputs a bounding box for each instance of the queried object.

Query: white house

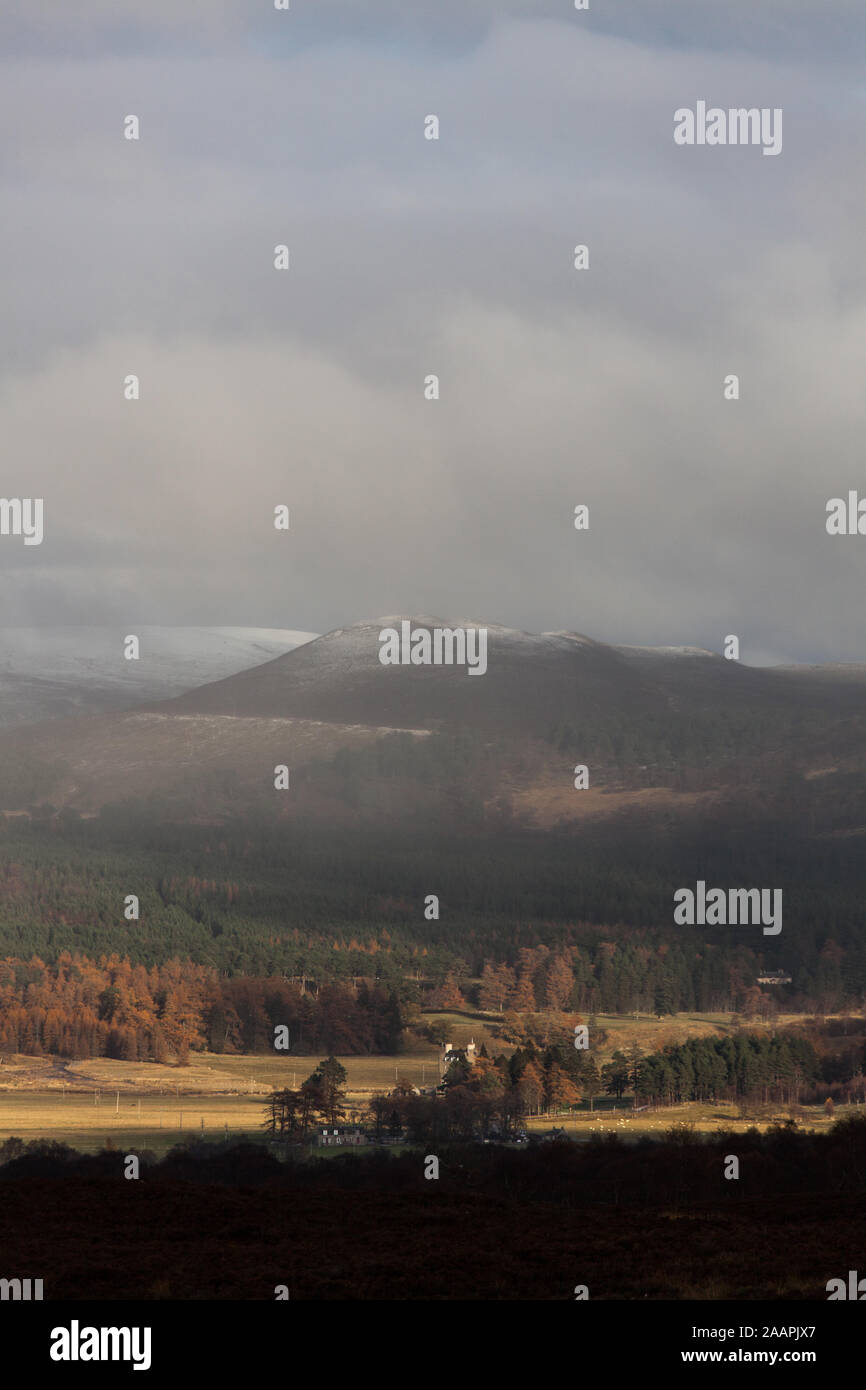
[443,1038,477,1065]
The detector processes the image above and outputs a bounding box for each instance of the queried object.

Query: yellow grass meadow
[0,1010,855,1156]
[0,1049,444,1155]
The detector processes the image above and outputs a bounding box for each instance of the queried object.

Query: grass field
[0,1049,445,1156]
[0,1009,857,1156]
[0,1089,848,1158]
[0,1090,269,1155]
[523,1099,844,1140]
[0,1047,444,1096]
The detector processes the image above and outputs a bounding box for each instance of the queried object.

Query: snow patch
[0,626,318,729]
[614,644,717,660]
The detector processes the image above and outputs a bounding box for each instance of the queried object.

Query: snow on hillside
[0,626,317,728]
[613,643,718,660]
[306,620,715,678]
[337,617,595,657]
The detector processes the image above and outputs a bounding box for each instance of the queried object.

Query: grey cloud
[0,7,864,664]
[4,1,863,68]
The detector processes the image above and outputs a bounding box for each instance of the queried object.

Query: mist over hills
[1,616,865,998]
[0,626,316,730]
[166,615,866,734]
[168,618,656,733]
[1,616,865,831]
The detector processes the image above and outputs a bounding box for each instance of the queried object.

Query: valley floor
[0,1010,855,1156]
[0,1066,846,1158]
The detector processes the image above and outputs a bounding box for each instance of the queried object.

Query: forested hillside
[0,789,863,1045]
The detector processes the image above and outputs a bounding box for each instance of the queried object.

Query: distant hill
[166,616,866,732]
[0,626,316,728]
[1,615,865,827]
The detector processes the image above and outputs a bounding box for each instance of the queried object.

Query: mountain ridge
[2,615,865,826]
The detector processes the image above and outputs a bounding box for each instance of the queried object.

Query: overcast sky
[1,0,864,664]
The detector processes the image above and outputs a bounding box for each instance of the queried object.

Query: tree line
[0,954,406,1061]
[1,806,866,1020]
[629,1032,822,1107]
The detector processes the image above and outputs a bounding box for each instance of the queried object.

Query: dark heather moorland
[1,1124,865,1299]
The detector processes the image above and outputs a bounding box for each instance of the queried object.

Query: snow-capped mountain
[164,615,636,731]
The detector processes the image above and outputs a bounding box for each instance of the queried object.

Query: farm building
[317,1128,365,1147]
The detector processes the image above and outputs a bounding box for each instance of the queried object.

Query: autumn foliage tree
[0,954,410,1062]
[544,954,575,1011]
